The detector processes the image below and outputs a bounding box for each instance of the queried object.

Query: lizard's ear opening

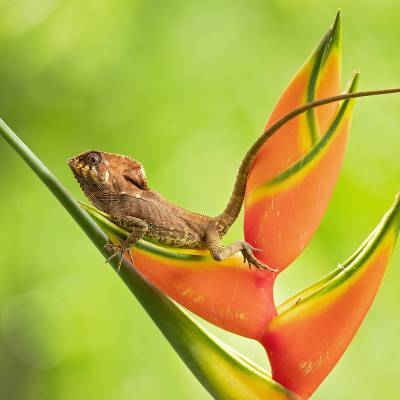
[123,163,149,190]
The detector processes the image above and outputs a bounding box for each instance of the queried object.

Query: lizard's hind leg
[205,226,278,272]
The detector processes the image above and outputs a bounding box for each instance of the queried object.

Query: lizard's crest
[68,150,148,212]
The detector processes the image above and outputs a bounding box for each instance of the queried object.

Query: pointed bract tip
[331,9,342,47]
[315,11,342,62]
[343,71,360,93]
[352,69,361,81]
[390,192,400,232]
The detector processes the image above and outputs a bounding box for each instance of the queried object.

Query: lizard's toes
[105,250,120,264]
[104,242,135,271]
[240,244,278,273]
[104,242,123,266]
[250,255,279,272]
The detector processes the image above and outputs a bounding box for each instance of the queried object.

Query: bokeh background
[1,1,400,399]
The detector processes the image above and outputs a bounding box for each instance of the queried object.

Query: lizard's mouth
[68,158,95,204]
[68,157,87,185]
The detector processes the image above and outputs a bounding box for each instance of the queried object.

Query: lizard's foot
[240,242,279,273]
[104,241,134,272]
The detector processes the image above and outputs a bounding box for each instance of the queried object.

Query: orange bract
[244,13,343,271]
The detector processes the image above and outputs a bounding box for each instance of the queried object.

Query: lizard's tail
[216,87,400,232]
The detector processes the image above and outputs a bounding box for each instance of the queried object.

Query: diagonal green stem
[0,119,299,400]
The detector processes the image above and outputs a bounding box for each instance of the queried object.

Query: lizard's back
[117,189,212,248]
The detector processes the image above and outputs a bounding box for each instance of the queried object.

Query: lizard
[68,88,400,272]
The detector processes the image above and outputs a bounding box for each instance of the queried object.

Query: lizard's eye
[86,152,101,166]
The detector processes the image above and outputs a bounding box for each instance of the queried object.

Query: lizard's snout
[68,156,83,174]
[68,156,82,168]
[68,156,77,166]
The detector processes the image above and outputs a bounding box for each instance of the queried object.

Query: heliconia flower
[78,11,400,398]
[2,10,398,400]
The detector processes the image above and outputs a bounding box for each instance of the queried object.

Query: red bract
[81,11,399,399]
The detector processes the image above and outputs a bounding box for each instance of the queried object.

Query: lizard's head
[68,150,149,211]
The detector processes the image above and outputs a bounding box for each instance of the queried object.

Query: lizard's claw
[104,242,135,272]
[240,242,279,273]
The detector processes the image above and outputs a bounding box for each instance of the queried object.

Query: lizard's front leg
[105,212,148,271]
[205,226,278,272]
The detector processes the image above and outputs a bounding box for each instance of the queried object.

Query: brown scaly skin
[68,88,400,271]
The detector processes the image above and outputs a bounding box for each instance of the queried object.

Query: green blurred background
[1,1,400,399]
